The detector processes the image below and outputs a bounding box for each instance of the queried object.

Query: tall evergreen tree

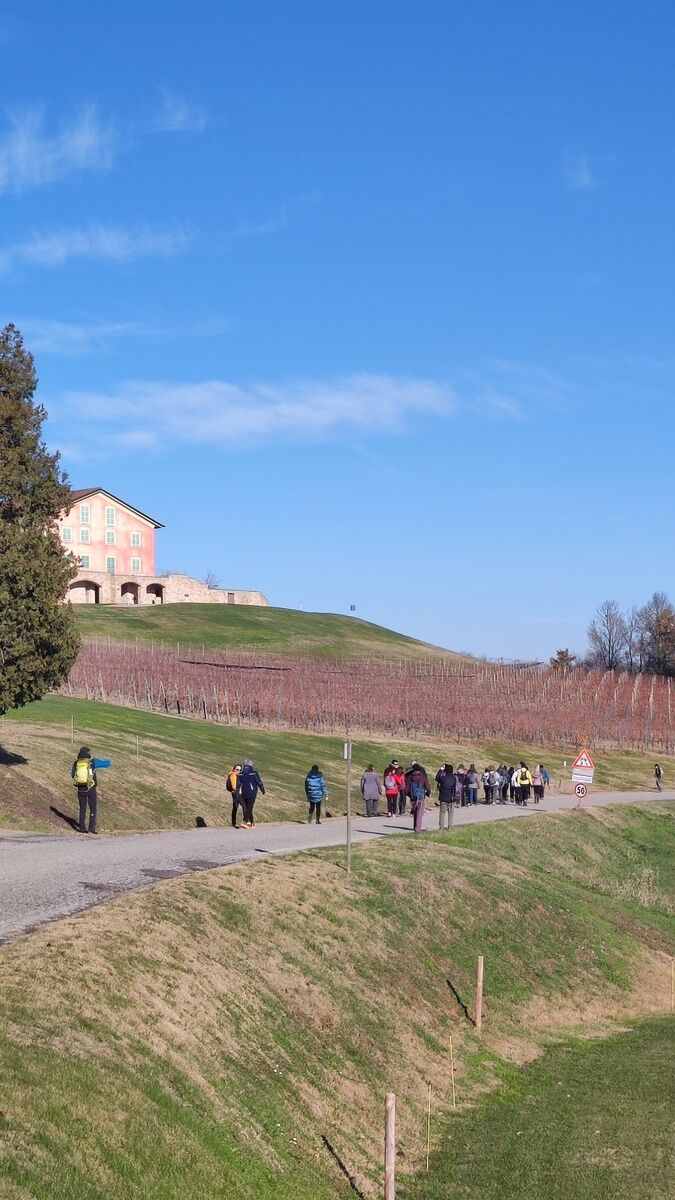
[0,324,80,714]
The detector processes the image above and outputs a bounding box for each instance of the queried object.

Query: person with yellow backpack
[71,746,111,834]
[226,763,242,827]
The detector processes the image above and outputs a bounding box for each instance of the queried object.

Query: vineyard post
[70,714,74,744]
[136,735,139,763]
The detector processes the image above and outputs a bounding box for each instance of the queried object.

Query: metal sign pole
[345,738,352,874]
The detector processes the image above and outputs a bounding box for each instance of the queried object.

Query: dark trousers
[365,795,380,817]
[241,793,256,824]
[386,793,398,816]
[398,790,407,815]
[231,796,241,827]
[78,785,97,833]
[308,800,322,823]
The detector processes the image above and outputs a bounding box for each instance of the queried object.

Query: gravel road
[1,789,670,943]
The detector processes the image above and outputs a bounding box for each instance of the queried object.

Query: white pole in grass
[475,955,485,1034]
[344,737,353,874]
[384,1092,396,1199]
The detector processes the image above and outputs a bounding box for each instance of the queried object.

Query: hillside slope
[73,602,458,660]
[0,806,672,1199]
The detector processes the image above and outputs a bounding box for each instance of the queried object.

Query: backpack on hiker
[384,772,397,791]
[226,769,239,793]
[73,758,95,789]
[409,777,425,806]
[519,768,529,786]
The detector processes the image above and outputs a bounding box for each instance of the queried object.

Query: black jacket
[435,769,456,802]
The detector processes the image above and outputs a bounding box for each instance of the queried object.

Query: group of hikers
[361,760,551,833]
[224,758,550,834]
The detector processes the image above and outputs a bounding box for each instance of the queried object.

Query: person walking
[465,764,479,806]
[435,763,456,830]
[71,745,111,834]
[360,764,383,817]
[394,762,407,815]
[532,764,544,804]
[384,761,402,818]
[238,759,265,829]
[455,765,466,807]
[499,765,509,804]
[541,764,550,792]
[305,764,327,823]
[226,762,242,828]
[481,767,491,804]
[654,763,663,792]
[406,761,431,833]
[517,762,533,805]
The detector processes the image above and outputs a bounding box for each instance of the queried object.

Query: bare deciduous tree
[587,599,628,670]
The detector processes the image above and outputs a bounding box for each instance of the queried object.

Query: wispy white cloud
[459,359,574,420]
[53,373,455,453]
[0,107,116,194]
[150,90,208,133]
[0,224,193,273]
[14,314,227,354]
[228,193,321,243]
[564,152,599,191]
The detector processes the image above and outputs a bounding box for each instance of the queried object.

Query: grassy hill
[0,694,667,833]
[0,804,673,1198]
[72,602,458,660]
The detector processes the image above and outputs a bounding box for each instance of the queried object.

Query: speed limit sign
[574,782,587,799]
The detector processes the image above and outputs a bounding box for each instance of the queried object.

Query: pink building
[58,487,269,607]
[58,488,163,577]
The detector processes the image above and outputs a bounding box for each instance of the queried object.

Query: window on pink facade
[131,557,142,574]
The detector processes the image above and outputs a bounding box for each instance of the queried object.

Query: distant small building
[58,488,268,607]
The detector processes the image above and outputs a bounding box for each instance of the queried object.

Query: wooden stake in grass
[70,714,74,744]
[449,1035,457,1109]
[671,958,674,1014]
[385,1092,396,1200]
[426,1082,432,1171]
[136,735,139,763]
[475,954,485,1034]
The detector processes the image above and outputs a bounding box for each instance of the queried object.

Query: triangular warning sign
[572,748,595,770]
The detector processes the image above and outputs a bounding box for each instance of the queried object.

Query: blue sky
[1,0,672,658]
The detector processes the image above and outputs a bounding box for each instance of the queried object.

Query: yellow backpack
[73,758,95,789]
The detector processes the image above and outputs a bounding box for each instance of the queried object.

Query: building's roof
[67,488,164,529]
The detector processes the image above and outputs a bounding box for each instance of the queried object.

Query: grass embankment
[1,695,669,833]
[0,805,673,1199]
[408,1018,674,1200]
[74,602,456,661]
[0,696,668,834]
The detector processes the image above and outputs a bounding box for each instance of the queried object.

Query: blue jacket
[239,764,265,801]
[305,771,327,802]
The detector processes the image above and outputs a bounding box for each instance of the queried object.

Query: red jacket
[384,766,405,795]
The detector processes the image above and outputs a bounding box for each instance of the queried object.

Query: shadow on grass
[49,805,80,832]
[446,977,473,1025]
[321,1136,366,1199]
[0,745,28,766]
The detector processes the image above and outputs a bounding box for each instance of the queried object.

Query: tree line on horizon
[550,593,675,678]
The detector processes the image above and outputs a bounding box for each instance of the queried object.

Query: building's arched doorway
[120,582,140,605]
[146,583,164,604]
[69,580,101,604]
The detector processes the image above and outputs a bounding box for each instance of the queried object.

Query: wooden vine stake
[475,955,485,1034]
[449,1035,457,1109]
[426,1082,432,1171]
[384,1092,396,1200]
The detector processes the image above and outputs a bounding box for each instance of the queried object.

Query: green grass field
[0,694,668,833]
[0,805,673,1199]
[406,1018,674,1200]
[73,601,457,660]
